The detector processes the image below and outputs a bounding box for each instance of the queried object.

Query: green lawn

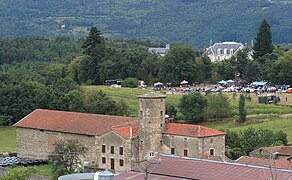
[199,115,292,143]
[0,126,16,151]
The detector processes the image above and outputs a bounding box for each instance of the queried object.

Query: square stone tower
[137,92,166,160]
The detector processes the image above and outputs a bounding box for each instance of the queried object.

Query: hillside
[0,0,292,48]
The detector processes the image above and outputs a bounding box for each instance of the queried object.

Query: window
[160,111,163,116]
[111,146,114,154]
[171,148,175,154]
[150,152,155,157]
[140,111,143,116]
[210,149,214,155]
[102,157,106,164]
[119,147,123,155]
[217,56,220,61]
[184,149,188,156]
[230,49,234,54]
[119,159,124,166]
[210,138,214,143]
[102,145,106,153]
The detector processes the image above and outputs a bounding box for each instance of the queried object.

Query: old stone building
[14,92,225,172]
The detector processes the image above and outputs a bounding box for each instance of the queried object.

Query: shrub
[122,77,138,88]
[204,93,232,119]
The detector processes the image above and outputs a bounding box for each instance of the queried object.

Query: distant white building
[148,44,170,57]
[205,42,244,62]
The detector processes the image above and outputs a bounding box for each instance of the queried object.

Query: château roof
[14,109,137,136]
[165,123,225,137]
[206,41,244,55]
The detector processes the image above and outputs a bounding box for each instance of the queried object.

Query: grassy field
[83,86,292,116]
[0,126,16,151]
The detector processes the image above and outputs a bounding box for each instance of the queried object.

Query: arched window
[224,49,229,54]
[217,48,222,54]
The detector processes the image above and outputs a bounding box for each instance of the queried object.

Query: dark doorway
[111,158,115,170]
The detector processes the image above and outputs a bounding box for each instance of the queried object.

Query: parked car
[288,88,292,93]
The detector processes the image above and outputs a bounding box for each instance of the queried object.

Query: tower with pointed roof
[137,92,166,160]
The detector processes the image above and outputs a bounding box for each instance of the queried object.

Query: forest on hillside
[0,0,292,48]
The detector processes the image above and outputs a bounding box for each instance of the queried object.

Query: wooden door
[110,158,115,170]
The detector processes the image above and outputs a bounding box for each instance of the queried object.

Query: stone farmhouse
[250,146,292,160]
[14,92,225,172]
[205,42,245,62]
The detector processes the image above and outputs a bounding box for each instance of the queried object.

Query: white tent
[180,80,189,85]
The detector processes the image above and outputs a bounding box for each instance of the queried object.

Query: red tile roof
[14,109,137,136]
[236,156,292,169]
[112,121,139,139]
[261,146,292,156]
[165,123,225,137]
[118,154,292,180]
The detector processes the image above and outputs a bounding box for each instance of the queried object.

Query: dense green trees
[160,44,198,85]
[179,92,207,123]
[253,19,273,59]
[225,128,288,160]
[204,93,232,119]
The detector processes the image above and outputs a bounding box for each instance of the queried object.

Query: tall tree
[253,19,273,59]
[82,27,103,56]
[238,94,247,123]
[197,55,212,83]
[160,44,198,85]
[179,92,207,123]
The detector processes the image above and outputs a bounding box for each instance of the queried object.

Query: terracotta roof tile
[14,109,137,136]
[112,121,139,139]
[165,123,225,137]
[236,156,292,169]
[262,146,292,156]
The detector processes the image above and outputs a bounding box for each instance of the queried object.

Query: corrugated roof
[119,154,292,180]
[236,156,292,169]
[14,109,137,136]
[165,123,225,137]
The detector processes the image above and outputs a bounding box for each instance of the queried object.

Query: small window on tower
[111,146,114,154]
[160,111,163,116]
[140,111,143,116]
[102,145,106,153]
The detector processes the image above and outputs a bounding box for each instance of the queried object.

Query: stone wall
[198,135,225,159]
[162,134,225,159]
[97,131,132,172]
[16,128,96,162]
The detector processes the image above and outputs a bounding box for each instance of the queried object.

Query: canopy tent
[227,79,235,83]
[180,80,189,85]
[154,82,163,86]
[218,80,227,84]
[251,81,267,86]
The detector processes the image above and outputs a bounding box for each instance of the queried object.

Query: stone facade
[16,128,96,163]
[137,93,166,160]
[15,92,226,173]
[97,131,132,172]
[162,134,225,158]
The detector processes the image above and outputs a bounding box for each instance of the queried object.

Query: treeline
[68,26,292,86]
[1,0,292,48]
[0,62,129,125]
